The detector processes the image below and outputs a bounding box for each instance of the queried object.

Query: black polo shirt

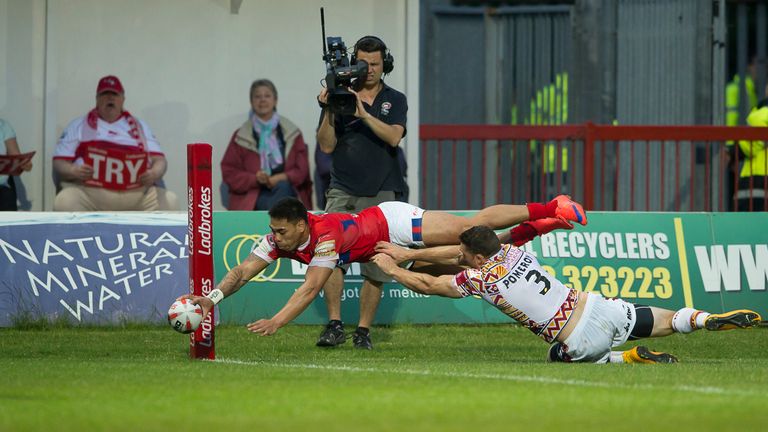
[321,82,408,197]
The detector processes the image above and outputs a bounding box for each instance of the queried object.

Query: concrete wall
[0,0,420,210]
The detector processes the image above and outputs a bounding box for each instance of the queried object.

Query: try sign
[79,142,148,190]
[0,152,35,176]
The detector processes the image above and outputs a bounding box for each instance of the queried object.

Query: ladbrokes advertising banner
[215,211,768,325]
[0,213,188,326]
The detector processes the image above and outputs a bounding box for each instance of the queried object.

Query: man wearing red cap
[52,75,177,210]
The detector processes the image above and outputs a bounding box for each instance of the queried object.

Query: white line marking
[211,358,764,397]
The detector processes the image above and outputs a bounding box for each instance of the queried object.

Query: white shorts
[377,201,427,247]
[560,293,637,363]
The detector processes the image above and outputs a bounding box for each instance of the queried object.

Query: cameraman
[316,35,407,349]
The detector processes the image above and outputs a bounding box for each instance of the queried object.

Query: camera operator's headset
[351,35,394,75]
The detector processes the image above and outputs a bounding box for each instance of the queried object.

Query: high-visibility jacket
[739,100,768,179]
[726,74,757,127]
[523,73,568,173]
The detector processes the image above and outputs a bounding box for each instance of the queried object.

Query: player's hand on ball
[175,294,214,321]
[247,318,280,336]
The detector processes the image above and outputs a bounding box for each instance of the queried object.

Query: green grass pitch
[1,324,766,431]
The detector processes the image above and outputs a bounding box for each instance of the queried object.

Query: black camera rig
[320,8,368,115]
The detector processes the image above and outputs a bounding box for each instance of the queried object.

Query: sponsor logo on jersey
[381,102,392,116]
[315,240,337,258]
[253,235,276,258]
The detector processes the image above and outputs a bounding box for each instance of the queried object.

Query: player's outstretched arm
[371,254,462,298]
[374,241,462,266]
[178,254,269,321]
[247,265,334,336]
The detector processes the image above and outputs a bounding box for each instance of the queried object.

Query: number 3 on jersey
[525,270,551,295]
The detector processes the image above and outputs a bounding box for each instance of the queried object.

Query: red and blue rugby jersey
[253,206,391,268]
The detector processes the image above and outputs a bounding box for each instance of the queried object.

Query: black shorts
[628,304,654,340]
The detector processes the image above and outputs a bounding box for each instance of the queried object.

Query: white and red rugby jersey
[452,244,579,342]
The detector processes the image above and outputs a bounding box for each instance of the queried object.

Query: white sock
[609,351,626,363]
[672,308,710,333]
[695,311,711,328]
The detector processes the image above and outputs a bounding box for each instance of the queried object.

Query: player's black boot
[352,327,373,350]
[316,320,346,347]
[704,310,762,331]
[623,346,678,364]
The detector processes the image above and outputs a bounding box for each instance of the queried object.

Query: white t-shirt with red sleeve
[53,114,164,165]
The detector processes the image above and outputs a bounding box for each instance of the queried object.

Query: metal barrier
[419,123,768,211]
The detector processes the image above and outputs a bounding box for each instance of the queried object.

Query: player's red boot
[551,195,587,226]
[528,216,574,235]
[509,216,573,246]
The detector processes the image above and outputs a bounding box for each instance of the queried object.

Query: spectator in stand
[52,75,177,211]
[222,79,312,210]
[0,118,33,211]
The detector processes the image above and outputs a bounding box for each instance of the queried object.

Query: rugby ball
[167,299,203,334]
